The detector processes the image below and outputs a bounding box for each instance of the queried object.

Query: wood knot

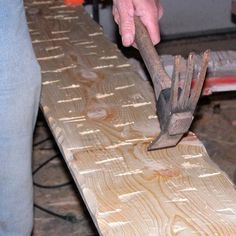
[80,69,98,80]
[87,107,108,120]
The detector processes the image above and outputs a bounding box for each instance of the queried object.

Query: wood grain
[25,1,236,235]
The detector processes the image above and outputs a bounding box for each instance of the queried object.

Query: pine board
[25,1,236,235]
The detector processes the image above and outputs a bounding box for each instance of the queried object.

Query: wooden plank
[25,1,236,235]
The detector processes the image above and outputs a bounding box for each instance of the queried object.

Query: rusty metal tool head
[134,17,210,151]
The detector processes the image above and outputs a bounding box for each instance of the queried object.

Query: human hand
[112,0,163,47]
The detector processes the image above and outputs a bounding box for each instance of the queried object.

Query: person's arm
[112,0,163,47]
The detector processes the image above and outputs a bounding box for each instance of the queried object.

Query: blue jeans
[0,1,41,235]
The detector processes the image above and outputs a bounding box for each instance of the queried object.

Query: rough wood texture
[25,1,236,235]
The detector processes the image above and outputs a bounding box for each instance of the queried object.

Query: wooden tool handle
[134,16,171,90]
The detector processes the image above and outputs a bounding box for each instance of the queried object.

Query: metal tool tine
[179,52,195,109]
[171,56,181,111]
[189,50,210,109]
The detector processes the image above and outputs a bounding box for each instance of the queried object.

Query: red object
[190,75,236,96]
[64,0,84,5]
[202,76,236,95]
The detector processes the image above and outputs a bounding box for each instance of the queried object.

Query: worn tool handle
[134,16,171,91]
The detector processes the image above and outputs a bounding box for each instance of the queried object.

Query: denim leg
[0,1,41,235]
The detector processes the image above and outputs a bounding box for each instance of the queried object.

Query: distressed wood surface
[25,1,236,235]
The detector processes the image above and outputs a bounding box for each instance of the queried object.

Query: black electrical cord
[34,203,78,223]
[34,180,72,189]
[33,137,52,147]
[33,139,77,223]
[33,154,59,174]
[33,154,72,188]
